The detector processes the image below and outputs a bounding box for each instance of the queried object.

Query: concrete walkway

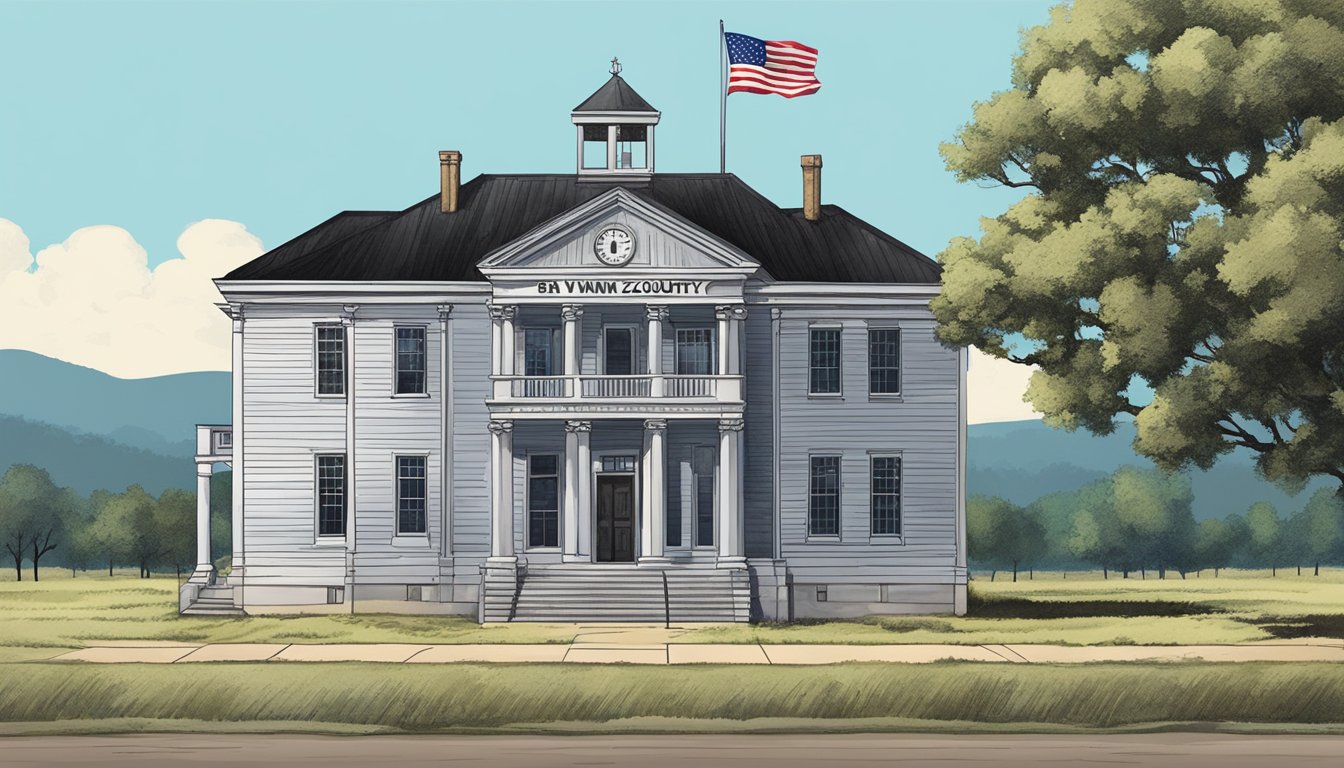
[41,626,1344,665]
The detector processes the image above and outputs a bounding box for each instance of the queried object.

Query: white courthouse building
[182,70,968,622]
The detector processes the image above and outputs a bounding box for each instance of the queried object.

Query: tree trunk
[1215,567,1220,577]
[1012,561,1018,583]
[11,557,20,581]
[1029,568,1034,580]
[1297,565,1301,576]
[1179,570,1186,580]
[1103,567,1108,580]
[108,560,113,577]
[991,570,997,582]
[1315,561,1320,576]
[1272,566,1277,577]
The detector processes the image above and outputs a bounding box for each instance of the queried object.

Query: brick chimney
[439,150,462,213]
[801,154,822,221]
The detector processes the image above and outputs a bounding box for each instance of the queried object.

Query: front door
[596,475,635,562]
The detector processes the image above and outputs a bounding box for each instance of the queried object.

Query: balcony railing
[492,374,741,403]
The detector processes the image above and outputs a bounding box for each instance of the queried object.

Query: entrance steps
[181,582,245,617]
[510,564,750,623]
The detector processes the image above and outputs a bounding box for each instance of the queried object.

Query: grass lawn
[677,568,1344,646]
[3,567,1344,651]
[0,570,577,652]
[2,661,1344,734]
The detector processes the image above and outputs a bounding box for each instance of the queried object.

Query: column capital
[645,304,670,321]
[341,304,359,325]
[488,303,517,321]
[488,419,515,435]
[714,304,747,321]
[561,304,585,321]
[227,302,245,330]
[643,418,668,432]
[196,462,214,477]
[564,419,592,434]
[718,417,745,433]
[437,303,454,320]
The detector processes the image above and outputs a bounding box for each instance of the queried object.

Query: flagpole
[719,19,727,174]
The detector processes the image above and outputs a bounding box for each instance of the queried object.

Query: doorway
[595,475,635,562]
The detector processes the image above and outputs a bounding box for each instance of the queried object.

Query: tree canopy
[934,0,1344,493]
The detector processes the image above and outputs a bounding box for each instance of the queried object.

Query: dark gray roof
[573,75,657,113]
[223,174,941,284]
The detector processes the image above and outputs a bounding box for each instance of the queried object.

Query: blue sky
[0,0,1051,265]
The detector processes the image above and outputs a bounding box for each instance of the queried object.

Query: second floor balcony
[492,373,743,403]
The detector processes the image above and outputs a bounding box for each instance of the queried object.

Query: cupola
[572,58,659,180]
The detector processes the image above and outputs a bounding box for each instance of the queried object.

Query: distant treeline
[970,467,1344,581]
[0,464,230,581]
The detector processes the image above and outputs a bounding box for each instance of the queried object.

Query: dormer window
[572,59,659,179]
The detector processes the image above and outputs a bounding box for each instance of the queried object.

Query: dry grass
[2,662,1344,732]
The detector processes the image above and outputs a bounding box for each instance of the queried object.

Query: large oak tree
[935,0,1344,492]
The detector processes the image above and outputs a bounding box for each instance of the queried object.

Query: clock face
[593,225,635,266]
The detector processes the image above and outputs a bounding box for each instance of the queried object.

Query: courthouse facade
[181,70,968,622]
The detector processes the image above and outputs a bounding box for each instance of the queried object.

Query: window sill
[805,535,841,543]
[525,547,562,554]
[870,535,905,545]
[868,393,903,402]
[807,393,844,400]
[391,535,432,548]
[312,537,348,548]
[391,393,431,399]
[314,394,346,400]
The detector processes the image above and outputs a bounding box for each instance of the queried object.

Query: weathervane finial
[610,57,622,76]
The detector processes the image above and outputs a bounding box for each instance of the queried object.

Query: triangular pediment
[477,188,760,274]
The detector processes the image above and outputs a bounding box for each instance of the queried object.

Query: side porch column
[717,417,746,568]
[488,419,516,561]
[188,462,214,584]
[562,304,583,398]
[646,305,668,397]
[563,420,592,562]
[639,418,668,564]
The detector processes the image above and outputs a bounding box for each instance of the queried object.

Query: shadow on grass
[1246,614,1344,639]
[967,592,1223,619]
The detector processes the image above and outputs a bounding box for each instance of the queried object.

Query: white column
[488,419,516,561]
[715,305,730,376]
[489,303,517,376]
[343,305,358,554]
[577,423,593,558]
[646,305,668,397]
[562,304,583,398]
[228,303,245,585]
[563,420,591,562]
[189,462,213,583]
[717,417,746,568]
[640,419,669,564]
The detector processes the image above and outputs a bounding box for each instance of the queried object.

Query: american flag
[724,31,821,98]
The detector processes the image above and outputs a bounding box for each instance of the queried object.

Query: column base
[715,556,748,570]
[186,564,216,585]
[485,556,519,568]
[637,556,671,567]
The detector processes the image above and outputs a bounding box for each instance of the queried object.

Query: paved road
[5,733,1344,767]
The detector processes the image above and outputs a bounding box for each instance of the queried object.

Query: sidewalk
[41,625,1344,665]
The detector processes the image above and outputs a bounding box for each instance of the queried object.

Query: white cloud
[967,347,1040,424]
[0,219,263,378]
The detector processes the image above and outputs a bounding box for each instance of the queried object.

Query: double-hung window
[808,455,841,537]
[316,454,346,537]
[809,327,842,395]
[868,328,901,396]
[527,454,560,548]
[315,325,346,396]
[394,327,427,395]
[870,455,902,536]
[676,328,714,375]
[396,456,427,535]
[524,328,556,376]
